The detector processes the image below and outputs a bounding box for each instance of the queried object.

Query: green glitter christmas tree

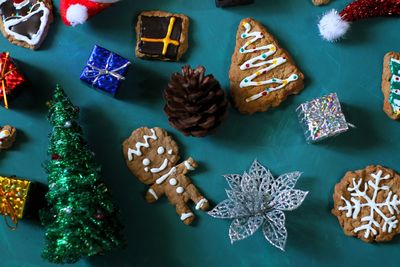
[41,85,124,264]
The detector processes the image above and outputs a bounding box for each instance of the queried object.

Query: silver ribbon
[84,52,130,86]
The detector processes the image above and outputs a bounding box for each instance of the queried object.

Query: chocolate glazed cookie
[0,0,53,49]
[135,10,189,61]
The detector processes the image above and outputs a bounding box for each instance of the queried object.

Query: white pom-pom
[66,4,88,26]
[318,9,350,42]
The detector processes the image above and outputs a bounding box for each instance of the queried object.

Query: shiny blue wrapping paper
[80,45,130,96]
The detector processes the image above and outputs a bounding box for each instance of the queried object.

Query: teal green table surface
[1,0,400,266]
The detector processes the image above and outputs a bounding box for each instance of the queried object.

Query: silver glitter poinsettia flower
[208,160,308,251]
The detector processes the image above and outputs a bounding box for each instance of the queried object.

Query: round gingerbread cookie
[332,165,400,242]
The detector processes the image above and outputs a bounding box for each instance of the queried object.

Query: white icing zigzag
[2,2,50,46]
[239,22,298,102]
[127,128,158,160]
[339,170,400,238]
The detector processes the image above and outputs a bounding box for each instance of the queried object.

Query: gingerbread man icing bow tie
[123,127,209,225]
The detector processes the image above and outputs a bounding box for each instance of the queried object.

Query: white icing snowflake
[339,170,400,238]
[208,160,308,251]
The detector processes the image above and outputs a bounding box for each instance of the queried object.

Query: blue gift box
[80,45,131,96]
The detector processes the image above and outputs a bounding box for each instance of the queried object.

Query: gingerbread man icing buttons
[0,0,54,49]
[122,127,209,225]
[332,165,400,243]
[0,125,16,150]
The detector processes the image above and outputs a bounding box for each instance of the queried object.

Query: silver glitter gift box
[296,93,350,143]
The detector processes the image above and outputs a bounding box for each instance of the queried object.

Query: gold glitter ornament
[0,175,31,229]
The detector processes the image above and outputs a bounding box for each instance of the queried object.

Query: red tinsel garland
[341,0,400,21]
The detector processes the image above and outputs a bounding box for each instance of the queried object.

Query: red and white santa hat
[12,0,30,9]
[318,0,400,42]
[60,0,121,26]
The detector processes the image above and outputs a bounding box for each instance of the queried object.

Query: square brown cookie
[229,18,305,114]
[135,11,189,62]
[382,52,400,120]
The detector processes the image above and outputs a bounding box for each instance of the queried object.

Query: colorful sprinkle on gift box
[296,93,352,143]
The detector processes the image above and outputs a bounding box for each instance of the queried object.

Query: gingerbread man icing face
[123,127,209,225]
[124,127,180,184]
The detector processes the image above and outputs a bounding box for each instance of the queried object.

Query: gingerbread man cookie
[122,127,209,225]
[0,125,16,150]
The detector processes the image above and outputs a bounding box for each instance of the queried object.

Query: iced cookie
[229,18,305,114]
[382,52,400,120]
[0,125,16,150]
[135,10,189,61]
[312,0,330,6]
[332,165,400,242]
[122,127,209,225]
[0,0,53,50]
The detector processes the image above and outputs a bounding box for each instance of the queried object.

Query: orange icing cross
[140,17,180,56]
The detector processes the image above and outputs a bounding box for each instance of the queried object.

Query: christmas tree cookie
[0,0,53,49]
[333,165,400,243]
[229,18,304,114]
[382,52,400,120]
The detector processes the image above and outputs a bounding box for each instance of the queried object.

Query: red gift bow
[0,52,25,109]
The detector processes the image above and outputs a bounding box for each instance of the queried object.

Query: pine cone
[164,66,229,137]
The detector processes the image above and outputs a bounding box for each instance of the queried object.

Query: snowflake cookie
[333,165,400,242]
